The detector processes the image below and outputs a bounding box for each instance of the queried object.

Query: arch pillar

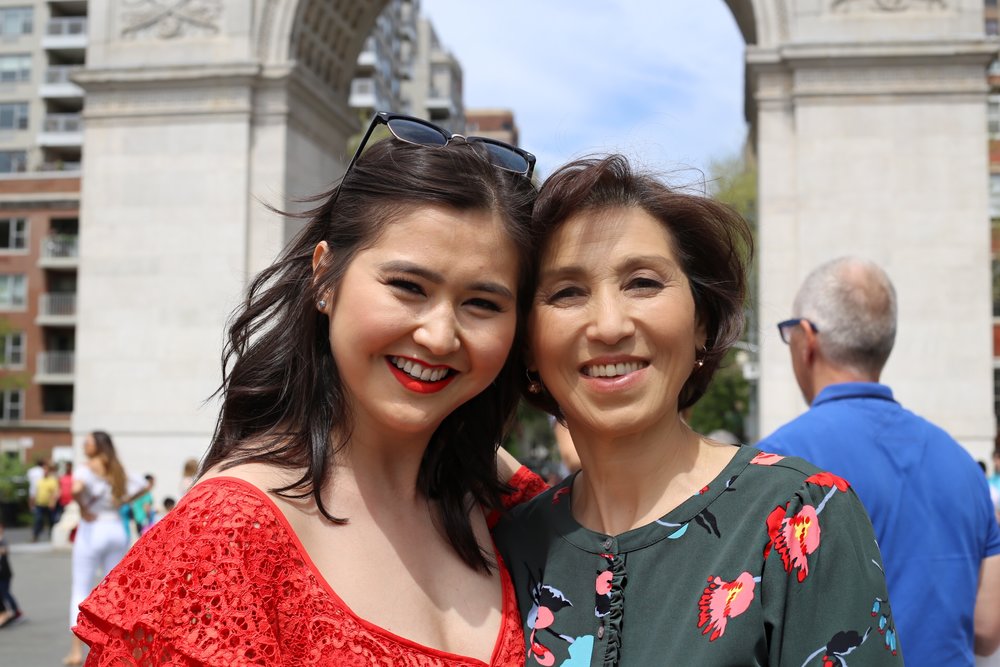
[71,0,384,491]
[736,0,997,457]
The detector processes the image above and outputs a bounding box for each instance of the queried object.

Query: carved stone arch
[724,0,790,49]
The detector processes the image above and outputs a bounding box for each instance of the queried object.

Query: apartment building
[0,0,85,463]
[350,0,465,135]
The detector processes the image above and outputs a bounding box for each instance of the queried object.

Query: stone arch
[69,0,997,498]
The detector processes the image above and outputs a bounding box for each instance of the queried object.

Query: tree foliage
[688,151,758,441]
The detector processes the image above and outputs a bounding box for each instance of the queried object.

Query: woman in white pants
[64,431,145,666]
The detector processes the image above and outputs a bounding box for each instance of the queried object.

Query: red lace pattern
[74,474,541,666]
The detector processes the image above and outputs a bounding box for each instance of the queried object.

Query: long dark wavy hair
[524,154,753,416]
[201,138,537,572]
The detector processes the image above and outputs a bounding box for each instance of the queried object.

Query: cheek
[472,316,518,371]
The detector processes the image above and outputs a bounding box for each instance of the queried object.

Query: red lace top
[74,468,548,666]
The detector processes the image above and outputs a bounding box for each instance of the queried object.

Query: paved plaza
[0,528,82,666]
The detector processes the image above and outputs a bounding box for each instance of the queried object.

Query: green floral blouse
[493,446,902,667]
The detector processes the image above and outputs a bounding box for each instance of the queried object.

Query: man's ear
[800,319,820,364]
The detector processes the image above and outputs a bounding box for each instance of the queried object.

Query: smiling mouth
[388,356,454,382]
[581,361,649,378]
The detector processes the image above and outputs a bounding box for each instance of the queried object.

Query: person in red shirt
[55,461,73,524]
[73,113,547,666]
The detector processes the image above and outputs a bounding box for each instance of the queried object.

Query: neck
[565,415,737,536]
[809,360,880,402]
[331,422,433,509]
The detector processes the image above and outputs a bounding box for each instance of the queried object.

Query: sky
[419,1,749,182]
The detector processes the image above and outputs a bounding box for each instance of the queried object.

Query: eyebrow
[539,255,679,281]
[379,260,515,299]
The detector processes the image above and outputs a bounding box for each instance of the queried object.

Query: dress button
[602,538,613,550]
[597,623,606,639]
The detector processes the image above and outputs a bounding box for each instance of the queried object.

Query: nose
[413,303,461,356]
[586,289,635,344]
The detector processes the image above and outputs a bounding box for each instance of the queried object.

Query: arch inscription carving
[120,0,223,40]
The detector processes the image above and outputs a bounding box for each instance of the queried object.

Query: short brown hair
[524,155,753,414]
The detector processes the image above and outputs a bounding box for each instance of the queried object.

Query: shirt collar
[811,382,895,407]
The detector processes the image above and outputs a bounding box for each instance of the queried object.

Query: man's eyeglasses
[777,318,820,344]
[346,111,536,179]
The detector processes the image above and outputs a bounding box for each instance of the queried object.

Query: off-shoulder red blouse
[74,467,547,666]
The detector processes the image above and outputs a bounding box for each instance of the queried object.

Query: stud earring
[694,346,708,369]
[317,299,327,310]
[526,369,543,394]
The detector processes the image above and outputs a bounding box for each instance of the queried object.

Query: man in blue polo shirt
[758,256,1000,667]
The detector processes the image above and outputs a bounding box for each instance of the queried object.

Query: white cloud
[419,0,748,179]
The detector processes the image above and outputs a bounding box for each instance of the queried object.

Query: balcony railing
[44,66,81,85]
[38,293,76,318]
[46,17,86,37]
[39,160,81,172]
[43,113,82,133]
[41,234,78,259]
[36,351,74,383]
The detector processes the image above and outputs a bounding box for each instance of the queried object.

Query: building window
[42,385,72,413]
[0,54,30,82]
[0,389,23,422]
[989,19,1000,36]
[0,331,23,368]
[0,274,26,310]
[0,150,26,173]
[0,102,27,130]
[0,7,32,36]
[0,218,26,251]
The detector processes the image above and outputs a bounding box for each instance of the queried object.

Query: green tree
[688,151,758,441]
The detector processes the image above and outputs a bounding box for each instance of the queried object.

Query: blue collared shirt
[758,382,1000,667]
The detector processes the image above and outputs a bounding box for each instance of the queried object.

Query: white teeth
[583,361,646,378]
[390,356,449,382]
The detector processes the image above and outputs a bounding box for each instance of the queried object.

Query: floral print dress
[492,446,901,667]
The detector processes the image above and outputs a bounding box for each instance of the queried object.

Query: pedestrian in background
[0,519,21,628]
[178,458,197,497]
[757,257,1000,666]
[32,461,58,542]
[56,461,74,524]
[129,474,155,537]
[63,431,147,666]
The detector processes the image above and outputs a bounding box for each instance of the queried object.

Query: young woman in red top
[74,113,546,666]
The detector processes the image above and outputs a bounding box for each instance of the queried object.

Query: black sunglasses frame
[777,318,820,344]
[345,111,536,178]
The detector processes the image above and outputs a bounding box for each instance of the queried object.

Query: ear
[311,241,329,276]
[800,319,820,364]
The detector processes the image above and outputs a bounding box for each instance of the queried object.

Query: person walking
[63,431,147,666]
[758,256,1000,666]
[0,520,21,627]
[32,461,58,542]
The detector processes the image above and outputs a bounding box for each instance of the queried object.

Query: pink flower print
[771,504,821,582]
[596,570,613,595]
[805,471,851,492]
[697,571,757,641]
[750,452,785,466]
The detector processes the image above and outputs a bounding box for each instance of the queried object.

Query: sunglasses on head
[346,111,536,179]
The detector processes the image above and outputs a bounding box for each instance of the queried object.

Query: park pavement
[0,526,82,666]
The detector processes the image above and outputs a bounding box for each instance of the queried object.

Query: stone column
[750,0,998,460]
[71,0,361,495]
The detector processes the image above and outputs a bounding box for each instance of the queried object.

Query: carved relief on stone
[830,0,947,11]
[120,0,223,40]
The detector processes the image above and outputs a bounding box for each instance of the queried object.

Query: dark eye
[466,297,503,312]
[388,278,425,296]
[627,277,663,291]
[547,286,585,303]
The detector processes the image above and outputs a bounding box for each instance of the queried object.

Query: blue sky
[419,1,749,181]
